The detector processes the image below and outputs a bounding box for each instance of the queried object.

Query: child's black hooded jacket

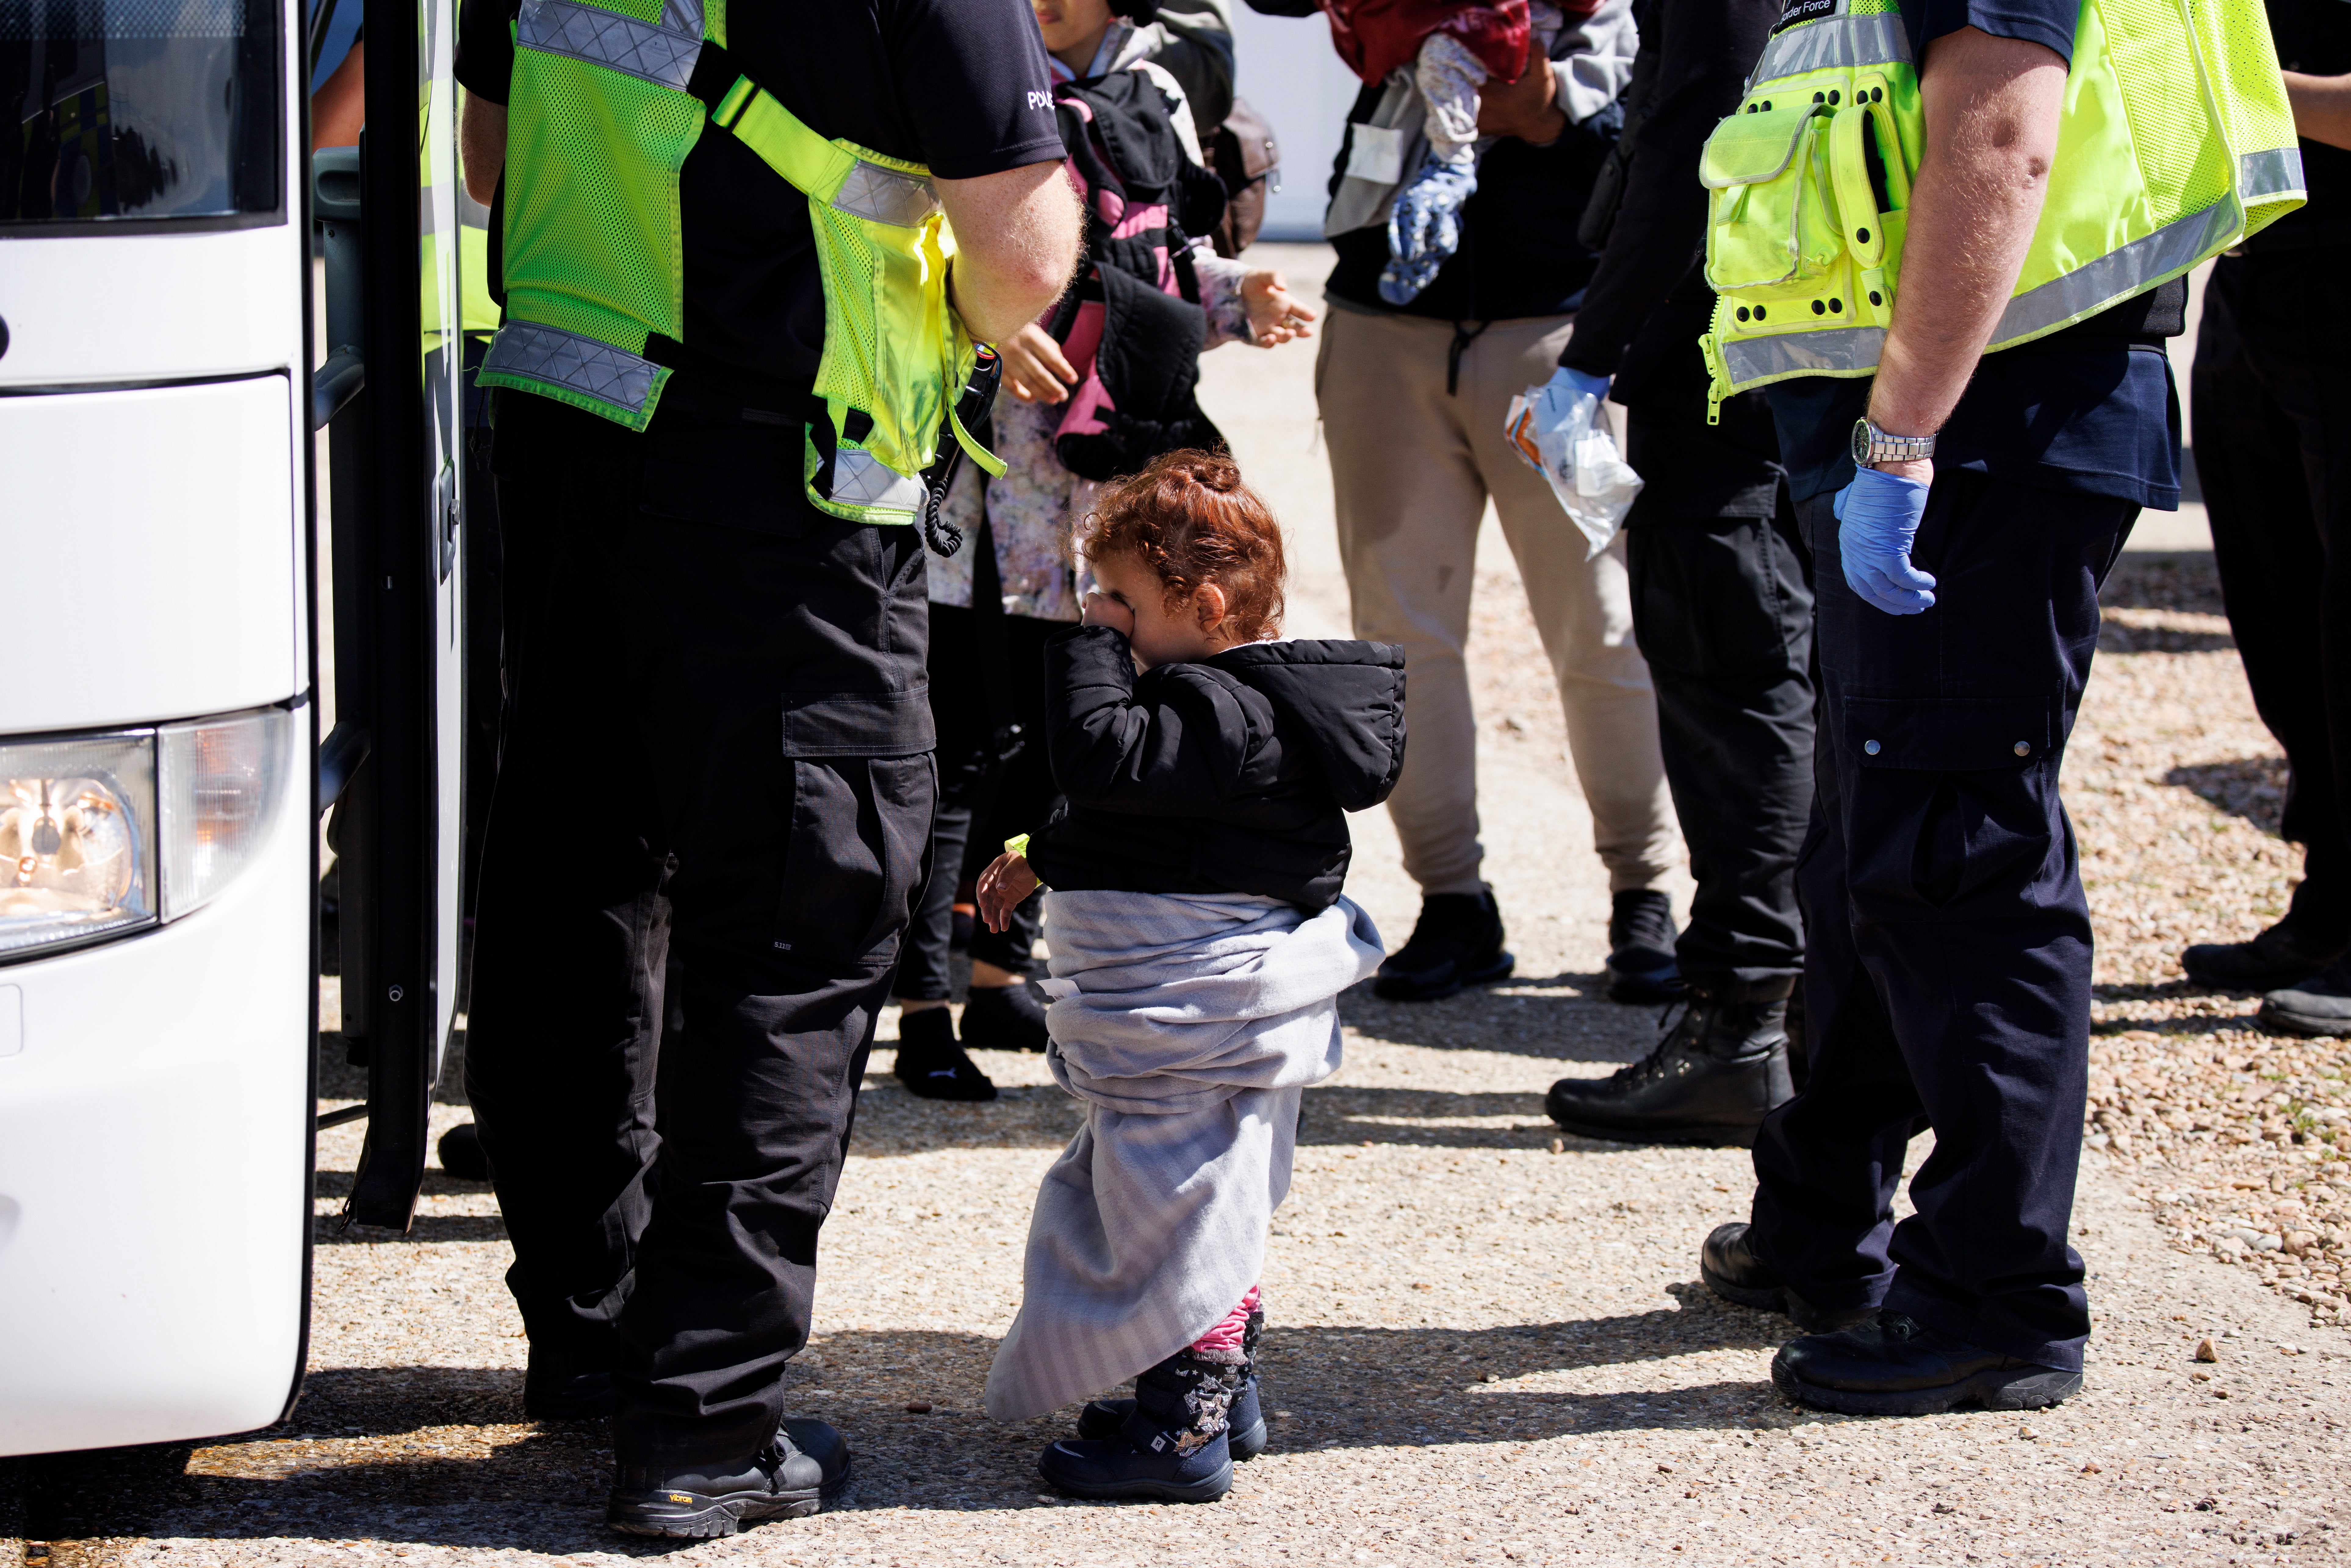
[1024,625,1407,912]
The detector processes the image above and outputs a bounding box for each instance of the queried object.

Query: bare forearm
[1867,27,2066,446]
[936,161,1084,344]
[460,95,506,206]
[2285,70,2351,151]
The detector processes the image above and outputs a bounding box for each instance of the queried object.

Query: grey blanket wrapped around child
[983,886,1384,1421]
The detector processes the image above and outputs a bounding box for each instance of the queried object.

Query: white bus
[0,0,467,1454]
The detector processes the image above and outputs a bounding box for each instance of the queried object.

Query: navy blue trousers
[1750,468,2135,1371]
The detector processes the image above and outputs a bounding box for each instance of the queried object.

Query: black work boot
[2184,916,2348,993]
[1545,995,1794,1147]
[2260,957,2351,1038]
[1040,1348,1238,1502]
[960,980,1051,1052]
[1374,888,1513,1001]
[892,1006,997,1101]
[1605,890,1683,1003]
[1698,1222,1874,1331]
[607,1419,851,1537]
[1771,1313,2081,1416]
[437,1120,491,1182]
[1080,1306,1268,1459]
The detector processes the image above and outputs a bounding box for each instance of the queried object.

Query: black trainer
[437,1121,491,1183]
[523,1344,614,1421]
[1605,889,1683,1004]
[1698,1222,1874,1331]
[1544,996,1793,1147]
[1373,889,1513,1001]
[1770,1313,2082,1416]
[2259,958,2351,1038]
[892,1007,997,1101]
[960,980,1051,1052]
[2184,918,2348,993]
[608,1419,851,1538]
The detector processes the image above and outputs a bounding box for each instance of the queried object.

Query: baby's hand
[977,851,1039,933]
[999,321,1078,404]
[1082,589,1136,638]
[1241,270,1316,346]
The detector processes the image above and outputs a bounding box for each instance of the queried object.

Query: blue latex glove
[1832,465,1938,615]
[1379,160,1478,305]
[1554,365,1611,405]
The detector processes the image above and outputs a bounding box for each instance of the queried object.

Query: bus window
[1,0,281,227]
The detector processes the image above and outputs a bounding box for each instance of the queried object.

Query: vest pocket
[1703,104,1836,293]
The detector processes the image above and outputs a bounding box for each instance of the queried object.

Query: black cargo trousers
[1751,467,2136,1373]
[465,387,936,1466]
[1622,388,1816,1002]
[2193,248,2351,941]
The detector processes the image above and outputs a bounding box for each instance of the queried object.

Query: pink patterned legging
[1191,1284,1260,1357]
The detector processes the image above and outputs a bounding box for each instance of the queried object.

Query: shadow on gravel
[2100,552,2222,616]
[13,1302,1798,1550]
[1338,975,1665,1064]
[2163,757,2288,836]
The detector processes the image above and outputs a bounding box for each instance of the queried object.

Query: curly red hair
[1076,450,1287,642]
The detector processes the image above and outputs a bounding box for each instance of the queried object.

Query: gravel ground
[9,248,2349,1567]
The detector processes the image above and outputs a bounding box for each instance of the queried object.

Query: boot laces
[1608,999,1708,1085]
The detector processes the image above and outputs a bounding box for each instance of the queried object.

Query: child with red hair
[976,451,1406,1502]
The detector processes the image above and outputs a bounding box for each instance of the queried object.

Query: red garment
[1318,0,1530,85]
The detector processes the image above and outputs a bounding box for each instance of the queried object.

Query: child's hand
[1241,270,1316,346]
[977,851,1039,932]
[1000,322,1078,404]
[1081,588,1136,638]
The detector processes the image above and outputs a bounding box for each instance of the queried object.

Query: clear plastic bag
[1505,369,1644,558]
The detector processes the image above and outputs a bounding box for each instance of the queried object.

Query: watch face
[1851,418,1873,466]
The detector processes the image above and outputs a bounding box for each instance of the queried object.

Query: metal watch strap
[1852,417,1937,467]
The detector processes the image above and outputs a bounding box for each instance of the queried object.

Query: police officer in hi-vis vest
[1693,0,2301,1411]
[452,0,1079,1534]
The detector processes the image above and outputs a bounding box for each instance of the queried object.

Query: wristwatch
[1851,416,1937,468]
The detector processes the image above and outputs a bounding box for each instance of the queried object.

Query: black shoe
[2184,920,2348,993]
[892,1007,997,1101]
[2259,958,2351,1038]
[436,1121,491,1183]
[960,981,1050,1052]
[1373,889,1513,1002]
[608,1420,851,1538]
[1698,1222,1874,1332]
[1605,890,1683,1004]
[1544,997,1793,1147]
[1078,1371,1267,1460]
[1770,1313,2082,1416]
[523,1346,615,1421]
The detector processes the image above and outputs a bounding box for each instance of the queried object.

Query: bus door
[315,0,467,1233]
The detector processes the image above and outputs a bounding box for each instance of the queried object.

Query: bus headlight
[160,709,292,923]
[0,707,293,961]
[0,734,158,958]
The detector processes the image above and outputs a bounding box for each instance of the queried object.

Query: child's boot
[1078,1305,1267,1458]
[1039,1348,1239,1502]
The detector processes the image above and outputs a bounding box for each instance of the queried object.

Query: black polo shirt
[1767,0,2182,507]
[456,0,1065,390]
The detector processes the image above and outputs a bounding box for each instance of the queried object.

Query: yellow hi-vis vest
[476,0,1001,525]
[1695,0,2305,420]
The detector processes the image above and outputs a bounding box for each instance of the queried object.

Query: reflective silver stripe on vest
[482,321,663,414]
[1990,193,2240,344]
[834,158,941,227]
[827,447,927,513]
[1748,11,1910,87]
[517,0,703,90]
[2240,145,2306,202]
[1721,323,1887,387]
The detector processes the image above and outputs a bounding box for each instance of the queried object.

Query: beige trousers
[1316,304,1679,897]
